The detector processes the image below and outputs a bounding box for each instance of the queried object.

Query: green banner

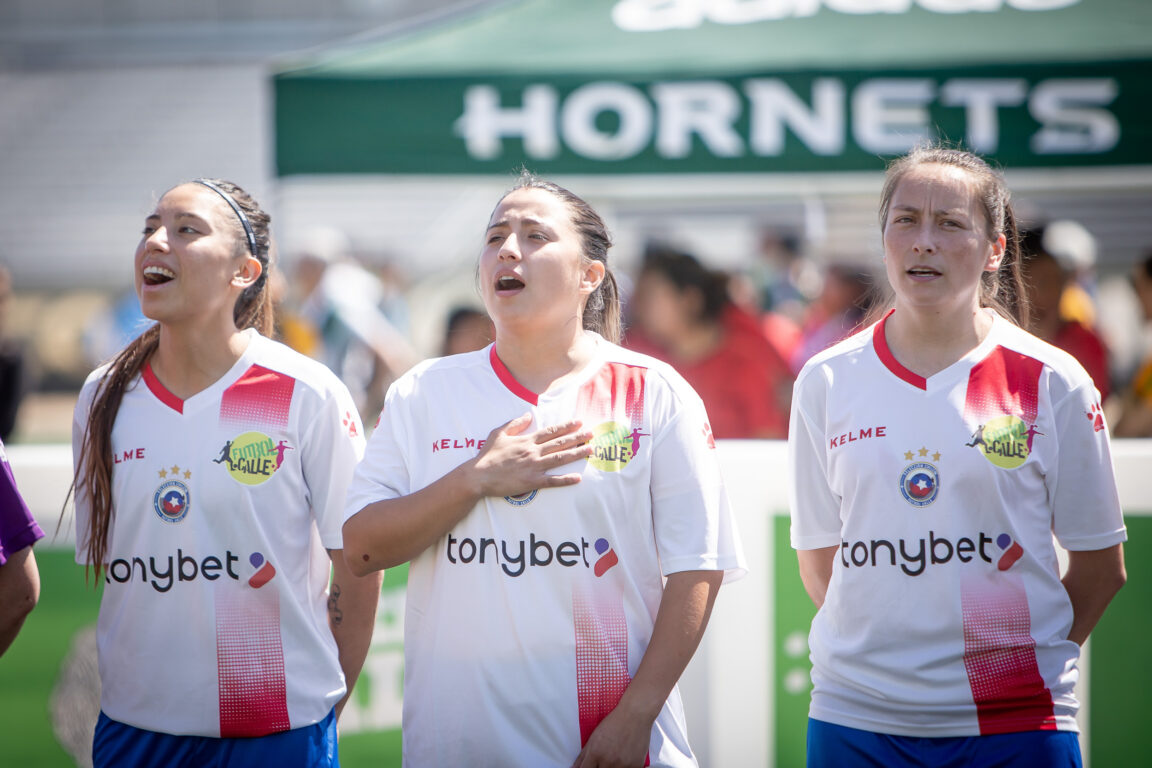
[275,59,1152,175]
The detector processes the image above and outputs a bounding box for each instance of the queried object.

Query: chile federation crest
[899,462,939,508]
[154,479,191,523]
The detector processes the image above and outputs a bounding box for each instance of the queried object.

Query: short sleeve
[788,366,843,550]
[1049,382,1126,551]
[0,440,43,565]
[300,379,366,550]
[344,383,413,525]
[649,386,746,582]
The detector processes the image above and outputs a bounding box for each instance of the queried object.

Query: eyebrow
[145,211,211,223]
[892,204,969,217]
[487,216,549,231]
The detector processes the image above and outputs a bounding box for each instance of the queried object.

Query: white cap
[1042,220,1097,271]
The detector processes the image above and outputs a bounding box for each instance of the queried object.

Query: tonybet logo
[104,549,277,593]
[840,530,1026,577]
[445,532,619,578]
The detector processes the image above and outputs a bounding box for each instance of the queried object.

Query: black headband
[192,179,258,257]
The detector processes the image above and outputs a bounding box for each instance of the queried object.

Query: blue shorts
[93,708,339,768]
[807,718,1082,768]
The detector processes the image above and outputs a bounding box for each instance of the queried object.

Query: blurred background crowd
[2,0,1151,444]
[4,217,1152,444]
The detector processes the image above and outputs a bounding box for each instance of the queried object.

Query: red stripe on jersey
[489,346,538,405]
[872,310,927,390]
[573,589,650,765]
[220,365,296,429]
[575,362,647,424]
[142,362,185,414]
[963,346,1043,424]
[961,575,1057,734]
[216,586,291,737]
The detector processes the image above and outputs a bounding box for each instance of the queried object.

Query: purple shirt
[0,439,43,565]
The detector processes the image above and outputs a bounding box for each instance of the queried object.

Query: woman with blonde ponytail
[71,179,381,768]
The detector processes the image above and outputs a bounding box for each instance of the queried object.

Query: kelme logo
[213,432,293,486]
[966,415,1041,469]
[587,421,648,472]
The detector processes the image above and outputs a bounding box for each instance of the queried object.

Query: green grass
[0,550,404,766]
[0,549,99,766]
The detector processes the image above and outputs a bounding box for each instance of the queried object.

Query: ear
[580,259,606,296]
[232,255,263,290]
[985,233,1006,272]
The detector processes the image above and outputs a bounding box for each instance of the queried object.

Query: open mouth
[907,267,940,277]
[142,265,175,285]
[495,275,525,292]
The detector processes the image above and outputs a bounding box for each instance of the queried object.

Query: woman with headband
[70,179,382,767]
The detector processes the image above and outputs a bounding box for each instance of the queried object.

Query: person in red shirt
[626,246,792,438]
[1020,226,1111,401]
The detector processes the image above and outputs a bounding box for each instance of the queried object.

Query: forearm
[1063,543,1126,646]
[327,549,383,718]
[797,546,837,609]
[343,462,483,574]
[615,570,724,724]
[0,546,40,658]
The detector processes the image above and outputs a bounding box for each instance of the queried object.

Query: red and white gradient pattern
[573,588,650,764]
[575,362,647,425]
[961,346,1053,733]
[215,585,291,737]
[961,575,1056,734]
[963,346,1043,425]
[220,365,295,429]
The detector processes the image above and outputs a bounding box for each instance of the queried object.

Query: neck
[151,320,253,400]
[493,322,597,395]
[883,303,993,379]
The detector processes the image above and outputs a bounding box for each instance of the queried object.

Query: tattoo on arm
[328,584,343,626]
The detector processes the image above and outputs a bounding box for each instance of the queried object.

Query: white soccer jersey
[73,329,365,738]
[789,310,1127,738]
[345,334,746,767]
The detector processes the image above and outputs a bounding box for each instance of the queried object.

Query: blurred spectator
[0,266,27,441]
[790,261,872,373]
[1021,227,1111,401]
[625,246,791,438]
[1113,251,1152,437]
[441,306,494,357]
[281,228,418,419]
[82,287,151,369]
[747,228,822,324]
[1043,219,1100,329]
